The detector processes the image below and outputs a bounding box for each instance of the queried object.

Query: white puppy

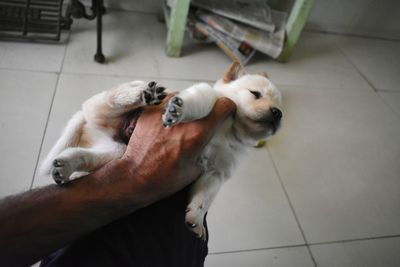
[162,62,282,238]
[40,80,168,183]
[41,62,282,239]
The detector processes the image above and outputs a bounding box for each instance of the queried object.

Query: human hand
[0,97,234,267]
[97,97,236,209]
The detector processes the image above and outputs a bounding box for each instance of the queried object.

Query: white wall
[307,0,400,40]
[85,0,400,40]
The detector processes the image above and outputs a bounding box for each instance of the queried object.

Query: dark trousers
[40,186,208,267]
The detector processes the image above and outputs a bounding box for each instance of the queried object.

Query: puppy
[162,62,282,238]
[41,62,282,239]
[40,81,168,183]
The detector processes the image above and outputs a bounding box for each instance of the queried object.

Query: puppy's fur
[40,81,167,183]
[41,62,282,238]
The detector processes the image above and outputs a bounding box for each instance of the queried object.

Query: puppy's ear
[257,71,269,78]
[223,61,244,83]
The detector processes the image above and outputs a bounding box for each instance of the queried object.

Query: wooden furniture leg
[277,0,315,62]
[165,0,191,57]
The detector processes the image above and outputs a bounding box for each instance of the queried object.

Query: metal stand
[0,0,65,41]
[66,0,106,63]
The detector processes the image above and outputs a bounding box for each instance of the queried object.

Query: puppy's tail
[39,111,86,175]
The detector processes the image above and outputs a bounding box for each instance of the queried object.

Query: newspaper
[165,0,287,62]
[191,0,277,32]
[194,21,256,65]
[196,11,285,58]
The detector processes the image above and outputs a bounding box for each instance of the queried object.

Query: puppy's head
[215,62,282,144]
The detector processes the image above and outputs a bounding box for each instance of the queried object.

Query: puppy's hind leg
[185,171,224,240]
[51,141,126,185]
[40,111,85,176]
[162,83,217,127]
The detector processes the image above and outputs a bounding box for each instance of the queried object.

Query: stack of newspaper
[166,0,287,65]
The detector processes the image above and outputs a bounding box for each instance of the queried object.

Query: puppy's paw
[143,81,167,105]
[185,203,207,241]
[162,96,183,127]
[51,159,73,185]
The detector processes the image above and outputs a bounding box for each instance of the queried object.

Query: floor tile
[245,33,372,91]
[207,148,304,253]
[0,70,57,197]
[334,36,400,91]
[268,86,400,243]
[0,39,66,72]
[378,91,400,118]
[153,30,372,91]
[311,237,400,267]
[151,23,233,81]
[206,246,314,267]
[62,11,159,77]
[33,74,200,187]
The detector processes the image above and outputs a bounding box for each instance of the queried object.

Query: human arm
[0,98,236,267]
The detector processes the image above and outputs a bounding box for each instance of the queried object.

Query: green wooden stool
[163,0,315,62]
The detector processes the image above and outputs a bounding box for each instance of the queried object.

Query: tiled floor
[1,9,400,267]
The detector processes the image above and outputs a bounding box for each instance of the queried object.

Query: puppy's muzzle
[270,107,282,122]
[259,107,282,123]
[258,107,282,134]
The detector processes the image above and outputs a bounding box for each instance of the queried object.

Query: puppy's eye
[249,90,261,99]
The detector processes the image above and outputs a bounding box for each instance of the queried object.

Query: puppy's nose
[270,107,282,121]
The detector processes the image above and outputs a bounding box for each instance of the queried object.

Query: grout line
[0,67,59,75]
[274,83,372,92]
[61,70,215,83]
[29,75,59,189]
[0,66,383,93]
[305,243,318,266]
[308,234,400,246]
[29,46,68,190]
[305,29,400,42]
[331,40,400,121]
[265,146,318,267]
[375,88,400,93]
[0,67,213,84]
[209,244,307,256]
[209,234,400,256]
[0,66,392,94]
[344,62,377,93]
[374,93,400,121]
[332,41,378,93]
[0,67,214,84]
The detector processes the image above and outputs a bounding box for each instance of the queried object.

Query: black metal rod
[22,0,31,36]
[94,0,105,63]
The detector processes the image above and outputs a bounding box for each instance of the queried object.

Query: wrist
[87,159,153,212]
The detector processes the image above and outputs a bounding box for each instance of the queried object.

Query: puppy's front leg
[185,171,223,239]
[162,83,217,127]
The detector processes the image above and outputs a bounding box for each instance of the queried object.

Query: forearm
[0,97,234,267]
[0,160,142,267]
